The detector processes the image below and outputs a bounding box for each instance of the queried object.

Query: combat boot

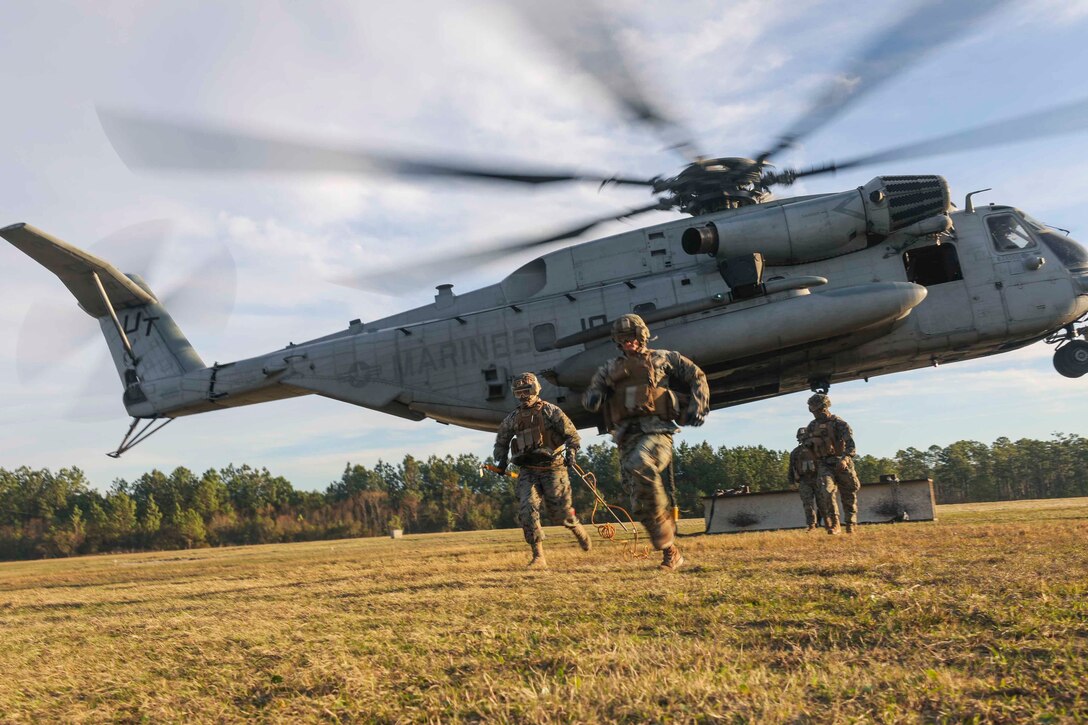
[805,522,818,532]
[528,542,547,568]
[570,523,592,552]
[825,513,841,536]
[844,523,855,534]
[659,544,684,571]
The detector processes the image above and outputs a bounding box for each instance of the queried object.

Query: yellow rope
[493,459,651,559]
[572,464,651,560]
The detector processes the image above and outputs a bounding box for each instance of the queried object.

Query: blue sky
[2,0,1087,491]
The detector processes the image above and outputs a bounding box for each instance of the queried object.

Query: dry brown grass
[1,498,1086,723]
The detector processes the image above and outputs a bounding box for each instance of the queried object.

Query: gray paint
[4,183,1086,432]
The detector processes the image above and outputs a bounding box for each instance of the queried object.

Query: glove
[494,462,507,476]
[583,389,603,412]
[683,401,706,426]
[564,447,578,468]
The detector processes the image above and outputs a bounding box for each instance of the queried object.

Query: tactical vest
[509,403,561,458]
[604,354,682,426]
[809,417,846,458]
[793,446,817,479]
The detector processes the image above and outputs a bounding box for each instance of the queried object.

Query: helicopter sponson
[682,175,951,265]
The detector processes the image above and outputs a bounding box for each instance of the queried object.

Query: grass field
[1,498,1086,723]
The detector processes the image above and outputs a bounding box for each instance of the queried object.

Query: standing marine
[494,372,591,568]
[788,427,834,532]
[582,314,709,570]
[805,393,861,534]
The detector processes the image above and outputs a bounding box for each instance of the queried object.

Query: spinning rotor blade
[508,0,700,161]
[157,244,237,332]
[335,200,669,292]
[65,353,130,423]
[755,0,1012,162]
[15,301,96,384]
[780,95,1088,182]
[98,109,657,188]
[90,219,175,280]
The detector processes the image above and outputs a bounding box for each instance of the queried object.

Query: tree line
[1,433,1086,561]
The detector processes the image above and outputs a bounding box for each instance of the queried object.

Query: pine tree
[140,495,163,546]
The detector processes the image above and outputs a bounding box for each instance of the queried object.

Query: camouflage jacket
[788,444,818,485]
[493,399,580,468]
[584,348,709,443]
[805,414,857,459]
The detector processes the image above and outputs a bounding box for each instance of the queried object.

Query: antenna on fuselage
[964,188,992,213]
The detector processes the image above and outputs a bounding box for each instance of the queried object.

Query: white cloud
[1023,0,1088,24]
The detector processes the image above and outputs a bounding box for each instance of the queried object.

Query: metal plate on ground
[702,479,936,534]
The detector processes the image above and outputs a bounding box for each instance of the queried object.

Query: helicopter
[4,0,1088,457]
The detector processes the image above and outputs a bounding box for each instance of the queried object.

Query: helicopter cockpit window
[1022,213,1088,270]
[986,214,1036,252]
[903,243,963,286]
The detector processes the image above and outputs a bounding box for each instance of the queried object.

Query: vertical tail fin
[101,276,205,381]
[2,223,208,416]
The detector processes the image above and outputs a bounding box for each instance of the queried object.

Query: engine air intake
[881,175,951,230]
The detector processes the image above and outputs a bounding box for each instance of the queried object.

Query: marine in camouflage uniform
[494,372,591,567]
[582,314,709,570]
[805,393,860,534]
[788,427,834,532]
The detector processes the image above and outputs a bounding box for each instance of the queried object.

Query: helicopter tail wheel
[808,377,831,394]
[1054,340,1088,378]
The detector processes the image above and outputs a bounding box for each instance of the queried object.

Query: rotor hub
[658,157,773,215]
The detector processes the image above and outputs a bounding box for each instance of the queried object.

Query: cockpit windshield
[986,213,1036,252]
[1022,213,1088,270]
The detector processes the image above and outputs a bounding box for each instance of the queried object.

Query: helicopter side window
[986,214,1036,252]
[482,365,507,401]
[532,323,556,351]
[902,243,963,286]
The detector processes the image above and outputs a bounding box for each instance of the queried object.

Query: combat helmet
[512,372,541,398]
[796,427,808,442]
[611,314,650,346]
[807,393,830,412]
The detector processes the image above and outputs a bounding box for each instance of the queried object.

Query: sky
[2,0,1087,492]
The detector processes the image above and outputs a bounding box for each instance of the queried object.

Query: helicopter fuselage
[106,178,1088,435]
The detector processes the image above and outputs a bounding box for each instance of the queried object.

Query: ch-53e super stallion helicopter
[4,0,1088,456]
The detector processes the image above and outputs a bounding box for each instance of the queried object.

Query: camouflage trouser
[817,456,861,525]
[516,466,579,545]
[798,476,836,527]
[619,431,675,550]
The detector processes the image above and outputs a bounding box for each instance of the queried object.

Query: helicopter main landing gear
[1047,319,1088,378]
[1054,340,1088,378]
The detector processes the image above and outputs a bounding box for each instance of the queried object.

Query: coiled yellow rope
[486,459,650,558]
[572,464,650,559]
